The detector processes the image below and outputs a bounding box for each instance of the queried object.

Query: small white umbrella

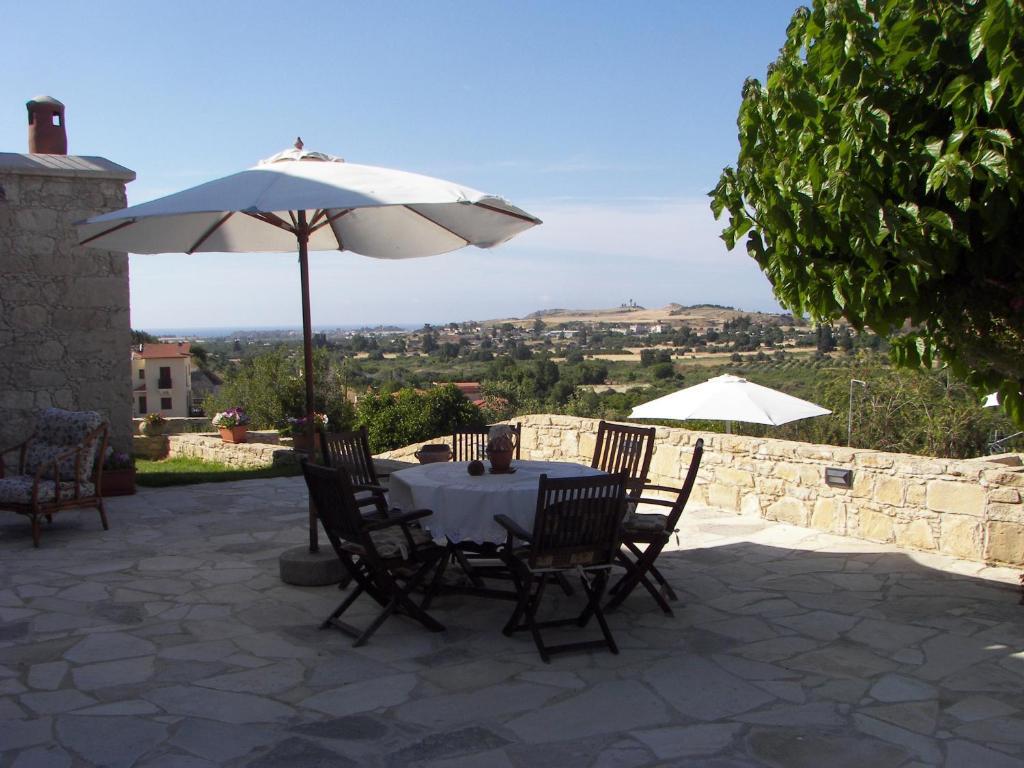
[77,140,541,551]
[630,374,831,432]
[984,392,1000,408]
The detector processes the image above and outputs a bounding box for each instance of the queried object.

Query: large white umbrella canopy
[77,140,541,551]
[630,374,831,431]
[78,143,539,256]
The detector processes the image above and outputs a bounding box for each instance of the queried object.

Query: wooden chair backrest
[300,461,367,549]
[530,471,628,570]
[661,438,704,532]
[321,427,378,486]
[451,423,522,462]
[590,421,656,491]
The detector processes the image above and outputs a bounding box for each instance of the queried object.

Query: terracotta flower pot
[291,432,322,454]
[219,425,248,443]
[414,444,452,464]
[102,468,136,496]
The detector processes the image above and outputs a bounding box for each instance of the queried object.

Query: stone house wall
[0,153,135,454]
[382,414,1024,567]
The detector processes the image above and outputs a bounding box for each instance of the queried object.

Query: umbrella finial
[294,136,304,150]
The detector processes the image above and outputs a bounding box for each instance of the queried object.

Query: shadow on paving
[0,493,1022,767]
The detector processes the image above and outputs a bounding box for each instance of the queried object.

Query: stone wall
[0,153,135,454]
[168,433,296,468]
[381,414,1024,567]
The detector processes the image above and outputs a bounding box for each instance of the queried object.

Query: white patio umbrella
[77,139,541,552]
[629,374,831,432]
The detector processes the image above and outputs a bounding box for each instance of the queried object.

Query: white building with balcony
[131,343,193,418]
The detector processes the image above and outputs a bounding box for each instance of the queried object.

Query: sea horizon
[146,324,420,337]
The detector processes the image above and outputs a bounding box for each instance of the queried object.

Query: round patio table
[388,460,605,545]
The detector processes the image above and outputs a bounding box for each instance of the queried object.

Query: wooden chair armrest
[633,497,675,509]
[352,483,387,495]
[494,514,532,541]
[641,483,682,495]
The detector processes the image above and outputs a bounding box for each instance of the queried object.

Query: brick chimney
[27,95,67,155]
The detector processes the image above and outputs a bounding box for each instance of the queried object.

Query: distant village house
[131,343,193,418]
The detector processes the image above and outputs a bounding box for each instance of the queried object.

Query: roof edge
[0,153,135,181]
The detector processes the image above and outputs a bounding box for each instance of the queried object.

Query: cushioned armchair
[0,408,109,547]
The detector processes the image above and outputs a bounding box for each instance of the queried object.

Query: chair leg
[325,556,445,646]
[606,539,676,615]
[421,549,451,610]
[97,498,109,531]
[31,515,42,548]
[524,574,551,663]
[451,545,486,588]
[322,584,365,629]
[582,571,618,655]
[503,569,533,636]
[354,597,399,647]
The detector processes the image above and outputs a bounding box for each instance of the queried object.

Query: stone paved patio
[1,477,1022,767]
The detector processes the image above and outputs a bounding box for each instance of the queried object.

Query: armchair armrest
[0,437,32,478]
[494,514,532,542]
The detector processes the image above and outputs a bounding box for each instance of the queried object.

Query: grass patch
[136,456,301,487]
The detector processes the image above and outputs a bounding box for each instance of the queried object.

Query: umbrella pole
[297,211,319,553]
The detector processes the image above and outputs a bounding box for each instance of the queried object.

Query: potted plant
[284,412,329,453]
[138,412,167,436]
[101,450,136,496]
[212,408,250,443]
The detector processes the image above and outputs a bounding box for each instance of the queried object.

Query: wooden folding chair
[496,471,628,663]
[300,460,447,646]
[606,438,704,616]
[451,423,522,462]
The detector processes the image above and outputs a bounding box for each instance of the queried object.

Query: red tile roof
[133,343,192,360]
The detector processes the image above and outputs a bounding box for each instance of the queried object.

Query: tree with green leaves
[206,347,354,431]
[131,329,159,346]
[356,384,483,452]
[711,0,1024,424]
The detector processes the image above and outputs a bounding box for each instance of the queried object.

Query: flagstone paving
[0,476,1022,767]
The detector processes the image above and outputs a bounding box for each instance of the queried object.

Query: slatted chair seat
[337,525,435,560]
[495,471,628,663]
[0,408,109,547]
[300,460,447,647]
[606,439,704,616]
[622,511,671,535]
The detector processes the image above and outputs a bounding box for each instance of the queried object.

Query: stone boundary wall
[132,417,212,435]
[167,433,296,469]
[381,415,1024,567]
[0,154,136,455]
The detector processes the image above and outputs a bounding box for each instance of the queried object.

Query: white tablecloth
[388,460,605,544]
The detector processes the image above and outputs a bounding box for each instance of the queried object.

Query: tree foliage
[711,0,1024,424]
[355,384,484,453]
[205,348,354,431]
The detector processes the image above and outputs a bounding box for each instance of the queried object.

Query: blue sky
[4,1,802,330]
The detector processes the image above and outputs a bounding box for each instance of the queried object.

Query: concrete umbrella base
[279,545,351,587]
